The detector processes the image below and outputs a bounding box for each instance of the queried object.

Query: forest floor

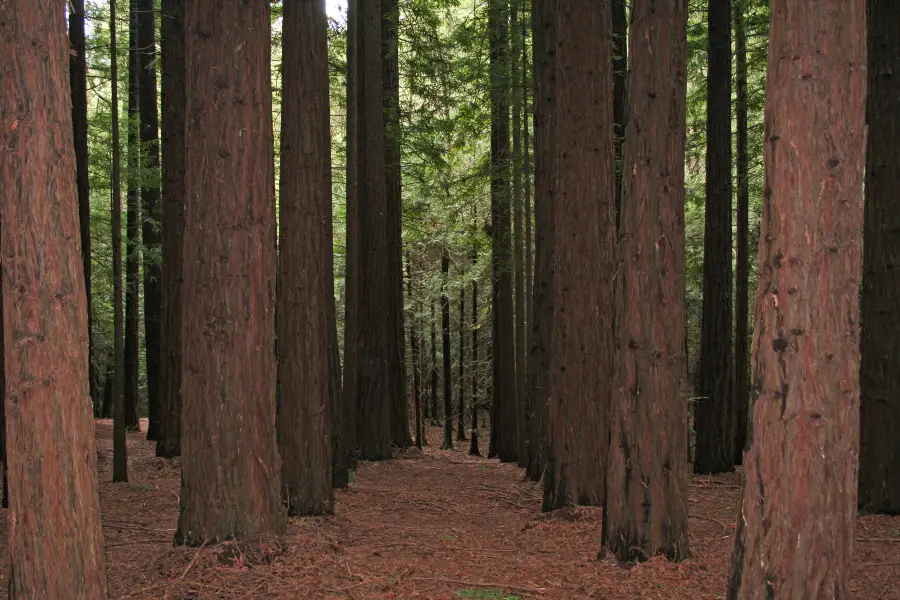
[0,420,897,599]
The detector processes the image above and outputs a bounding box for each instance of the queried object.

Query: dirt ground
[0,419,896,599]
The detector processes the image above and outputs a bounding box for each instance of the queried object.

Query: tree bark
[859,0,900,516]
[457,287,467,441]
[727,0,866,595]
[522,1,533,433]
[0,2,109,595]
[694,0,735,474]
[733,0,750,466]
[157,0,184,459]
[383,0,412,451]
[408,251,423,449]
[277,0,334,516]
[603,0,691,562]
[430,299,439,425]
[441,251,454,450]
[469,252,481,456]
[138,0,163,442]
[69,0,101,413]
[124,0,142,432]
[176,0,285,545]
[542,0,615,511]
[111,0,128,484]
[511,0,526,468]
[612,0,627,229]
[488,0,518,464]
[525,0,556,483]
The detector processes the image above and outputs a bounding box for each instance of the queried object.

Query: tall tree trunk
[69,0,100,413]
[157,0,184,459]
[277,0,334,516]
[430,299,439,426]
[603,0,691,561]
[441,251,454,450]
[542,0,614,511]
[612,0,627,229]
[0,2,109,594]
[382,0,411,451]
[469,252,481,456]
[727,0,866,595]
[111,0,128,484]
[488,0,518,463]
[176,0,285,545]
[124,0,141,432]
[457,287,467,441]
[0,279,6,508]
[408,252,423,449]
[525,0,557,483]
[354,0,393,461]
[859,0,900,516]
[138,0,162,442]
[342,0,361,469]
[694,0,735,474]
[733,0,750,466]
[511,0,526,468]
[522,0,533,400]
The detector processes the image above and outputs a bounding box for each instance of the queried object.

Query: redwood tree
[612,0,627,225]
[727,0,866,595]
[176,0,285,545]
[441,251,454,450]
[0,2,109,595]
[457,287,466,442]
[603,0,691,561]
[694,0,735,474]
[139,0,163,442]
[542,0,615,511]
[124,0,141,432]
[277,0,334,516]
[157,0,185,459]
[488,0,518,463]
[859,0,900,516]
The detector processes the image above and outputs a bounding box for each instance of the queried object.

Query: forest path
[0,422,897,599]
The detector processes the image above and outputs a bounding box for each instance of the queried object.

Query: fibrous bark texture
[727,0,866,596]
[277,0,334,516]
[542,0,615,511]
[0,3,109,595]
[176,0,285,545]
[124,0,141,432]
[859,0,900,516]
[488,0,518,463]
[694,0,735,474]
[603,0,691,562]
[157,0,185,459]
[612,0,627,227]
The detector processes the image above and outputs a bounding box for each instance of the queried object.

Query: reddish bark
[0,2,109,595]
[124,0,141,432]
[176,0,285,545]
[727,0,866,595]
[859,0,900,515]
[542,0,615,511]
[277,0,334,516]
[603,0,691,562]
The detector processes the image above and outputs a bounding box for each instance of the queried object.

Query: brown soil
[0,420,897,599]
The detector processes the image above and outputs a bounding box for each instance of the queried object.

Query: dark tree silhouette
[124,0,141,432]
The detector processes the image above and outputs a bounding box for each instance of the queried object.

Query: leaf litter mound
[0,420,896,599]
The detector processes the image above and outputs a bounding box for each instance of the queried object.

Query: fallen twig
[180,541,208,581]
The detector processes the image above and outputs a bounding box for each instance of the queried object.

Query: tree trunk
[694,0,734,474]
[102,355,114,419]
[511,0,526,468]
[525,0,556,483]
[111,0,128,484]
[382,0,411,451]
[277,0,334,516]
[542,0,615,511]
[157,0,184,459]
[733,0,750,466]
[859,0,900,516]
[176,0,285,545]
[354,0,393,461]
[0,280,5,508]
[0,3,109,595]
[727,0,866,595]
[469,252,481,456]
[603,0,691,562]
[488,0,518,463]
[69,0,100,413]
[457,287,467,441]
[522,1,533,434]
[408,252,423,449]
[430,299,439,426]
[612,0,627,229]
[124,0,141,433]
[138,0,162,442]
[342,0,361,470]
[441,251,454,450]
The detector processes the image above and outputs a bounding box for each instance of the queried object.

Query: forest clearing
[0,422,896,599]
